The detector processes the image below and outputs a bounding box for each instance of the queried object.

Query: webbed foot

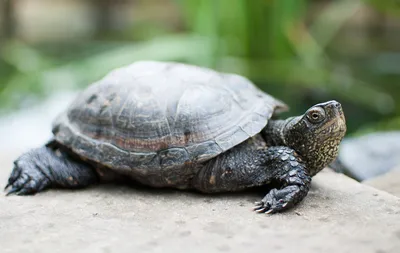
[5,143,98,196]
[5,160,51,195]
[253,186,302,214]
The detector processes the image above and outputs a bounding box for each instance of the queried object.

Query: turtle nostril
[331,101,341,109]
[331,101,344,115]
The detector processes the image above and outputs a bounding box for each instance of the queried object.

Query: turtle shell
[53,61,287,176]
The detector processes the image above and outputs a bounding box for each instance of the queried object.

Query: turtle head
[283,100,346,175]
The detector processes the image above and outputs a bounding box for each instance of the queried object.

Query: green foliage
[365,0,400,15]
[0,35,214,112]
[177,0,306,61]
[0,41,55,110]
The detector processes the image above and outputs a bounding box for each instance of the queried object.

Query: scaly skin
[5,142,98,195]
[192,136,311,214]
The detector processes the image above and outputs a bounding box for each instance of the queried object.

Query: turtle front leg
[253,146,311,214]
[5,141,98,195]
[193,138,311,214]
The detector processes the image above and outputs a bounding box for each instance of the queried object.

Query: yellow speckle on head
[209,175,216,185]
[55,150,62,157]
[68,176,73,181]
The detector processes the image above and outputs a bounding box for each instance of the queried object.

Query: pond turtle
[5,61,346,213]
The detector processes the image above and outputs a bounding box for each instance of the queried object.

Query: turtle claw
[16,188,31,196]
[5,173,30,196]
[5,173,47,196]
[4,183,11,190]
[253,203,278,214]
[253,203,275,214]
[253,188,296,214]
[5,159,50,196]
[6,187,19,196]
[255,207,268,213]
[253,201,273,213]
[6,186,35,196]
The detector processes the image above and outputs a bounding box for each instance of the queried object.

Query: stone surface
[0,154,400,253]
[364,169,400,198]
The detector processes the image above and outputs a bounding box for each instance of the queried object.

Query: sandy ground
[0,153,399,253]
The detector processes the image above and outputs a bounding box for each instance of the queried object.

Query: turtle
[4,61,347,214]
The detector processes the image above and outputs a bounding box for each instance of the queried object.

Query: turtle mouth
[335,106,346,133]
[325,100,343,116]
[322,100,346,133]
[318,111,346,135]
[337,115,347,133]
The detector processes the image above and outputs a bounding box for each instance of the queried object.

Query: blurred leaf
[218,57,394,114]
[0,35,213,113]
[365,0,400,15]
[1,41,54,73]
[0,41,56,110]
[45,34,214,87]
[355,116,400,135]
[289,0,363,68]
[177,0,308,62]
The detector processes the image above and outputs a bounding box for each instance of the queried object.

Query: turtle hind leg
[5,141,98,196]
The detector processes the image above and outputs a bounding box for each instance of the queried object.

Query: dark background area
[0,0,399,136]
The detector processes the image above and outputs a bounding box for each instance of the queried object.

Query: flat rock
[364,169,400,198]
[0,154,399,253]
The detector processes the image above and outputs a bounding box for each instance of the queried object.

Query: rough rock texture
[364,168,400,198]
[1,154,400,253]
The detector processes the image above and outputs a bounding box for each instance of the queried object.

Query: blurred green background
[0,0,399,136]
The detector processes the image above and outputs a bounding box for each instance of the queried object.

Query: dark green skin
[5,101,346,214]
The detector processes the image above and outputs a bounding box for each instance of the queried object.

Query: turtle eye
[307,108,325,123]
